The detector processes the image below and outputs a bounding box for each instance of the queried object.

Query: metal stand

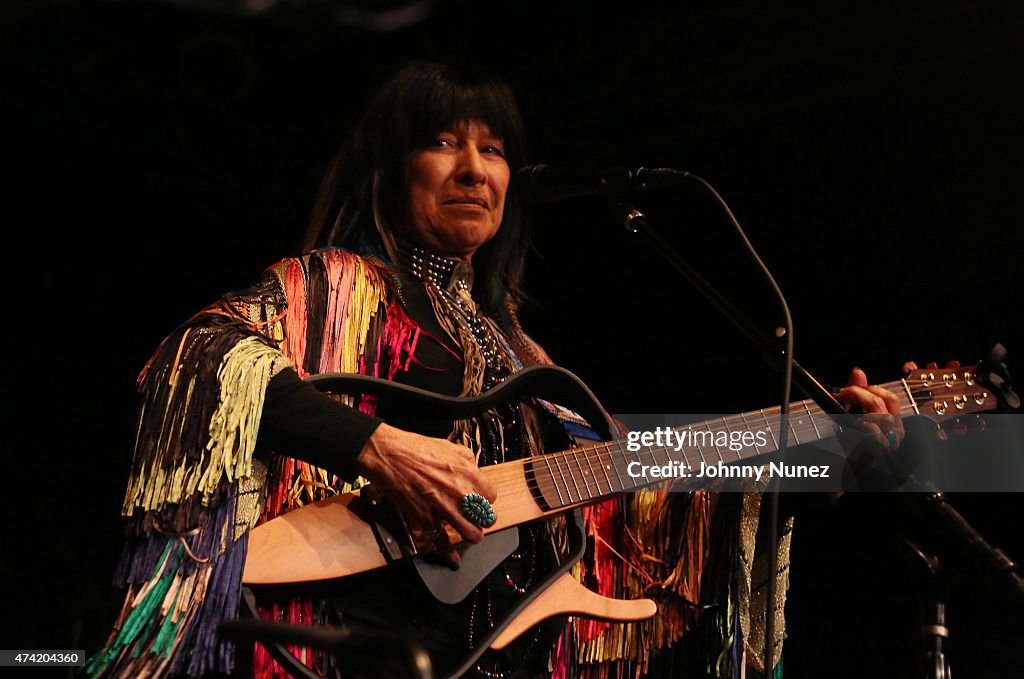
[612,174,855,675]
[901,539,952,679]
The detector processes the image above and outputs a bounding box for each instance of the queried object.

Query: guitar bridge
[354,486,419,562]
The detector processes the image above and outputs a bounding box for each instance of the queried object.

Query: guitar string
[488,376,974,496]
[490,380,975,488]
[432,420,989,545]
[402,375,983,534]
[484,407,907,504]
[479,386,985,510]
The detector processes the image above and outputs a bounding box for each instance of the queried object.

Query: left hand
[834,367,905,452]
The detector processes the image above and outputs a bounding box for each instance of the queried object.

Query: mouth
[445,197,489,209]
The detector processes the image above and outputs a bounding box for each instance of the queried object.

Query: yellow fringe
[198,338,293,505]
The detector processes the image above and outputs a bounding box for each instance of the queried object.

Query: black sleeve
[257,368,383,482]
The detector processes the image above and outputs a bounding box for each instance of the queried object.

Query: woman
[87,61,903,678]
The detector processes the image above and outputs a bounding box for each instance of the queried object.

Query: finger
[863,412,896,431]
[865,413,906,452]
[862,385,905,448]
[425,515,460,568]
[846,367,869,388]
[450,445,496,502]
[838,385,889,414]
[863,385,902,417]
[476,473,498,504]
[860,420,886,451]
[435,530,460,568]
[440,502,486,544]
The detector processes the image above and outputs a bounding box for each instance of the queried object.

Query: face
[406,121,510,262]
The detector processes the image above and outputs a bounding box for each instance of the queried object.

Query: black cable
[683,174,793,677]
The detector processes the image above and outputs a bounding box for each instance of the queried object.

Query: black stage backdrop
[6,1,1023,676]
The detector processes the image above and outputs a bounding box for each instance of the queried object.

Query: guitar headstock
[904,344,1019,426]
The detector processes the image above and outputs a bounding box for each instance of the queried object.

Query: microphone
[514,164,690,204]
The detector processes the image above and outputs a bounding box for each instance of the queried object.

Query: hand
[354,422,498,564]
[834,367,905,452]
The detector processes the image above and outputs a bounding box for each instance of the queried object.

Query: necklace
[401,245,510,389]
[400,244,543,673]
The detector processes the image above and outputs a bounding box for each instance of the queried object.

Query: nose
[455,146,487,186]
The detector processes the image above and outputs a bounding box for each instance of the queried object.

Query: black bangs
[397,62,526,166]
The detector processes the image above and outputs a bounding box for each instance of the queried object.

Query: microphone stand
[220,588,433,679]
[609,176,1024,677]
[614,197,844,413]
[612,184,849,677]
[900,538,952,679]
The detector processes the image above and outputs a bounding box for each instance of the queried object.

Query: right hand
[354,422,498,563]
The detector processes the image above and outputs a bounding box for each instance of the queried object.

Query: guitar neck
[520,377,925,511]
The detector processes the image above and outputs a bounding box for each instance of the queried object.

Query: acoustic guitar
[240,350,1015,677]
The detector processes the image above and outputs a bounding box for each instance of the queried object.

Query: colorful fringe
[90,249,422,677]
[92,246,791,678]
[550,481,790,678]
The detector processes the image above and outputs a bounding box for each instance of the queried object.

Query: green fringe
[85,542,182,674]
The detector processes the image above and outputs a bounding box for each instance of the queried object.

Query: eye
[482,144,506,158]
[432,135,457,149]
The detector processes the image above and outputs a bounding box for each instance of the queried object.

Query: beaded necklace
[402,244,510,390]
[399,244,546,677]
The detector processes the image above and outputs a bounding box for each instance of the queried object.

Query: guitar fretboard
[530,379,915,509]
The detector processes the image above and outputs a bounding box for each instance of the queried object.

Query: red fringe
[281,259,308,377]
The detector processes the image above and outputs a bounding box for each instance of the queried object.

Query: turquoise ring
[460,493,496,528]
[886,430,898,448]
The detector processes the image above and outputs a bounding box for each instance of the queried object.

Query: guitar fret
[646,440,661,469]
[542,455,566,507]
[595,443,615,494]
[569,448,592,499]
[633,445,647,489]
[803,400,822,440]
[709,422,724,463]
[723,416,740,460]
[554,452,577,504]
[564,450,585,502]
[761,408,779,450]
[607,442,627,492]
[579,446,602,498]
[691,426,708,467]
[740,412,759,455]
[610,448,626,491]
[788,413,801,445]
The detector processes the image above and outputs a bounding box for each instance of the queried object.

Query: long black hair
[303,61,530,317]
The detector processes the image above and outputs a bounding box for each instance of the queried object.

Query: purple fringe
[180,496,246,675]
[111,490,247,676]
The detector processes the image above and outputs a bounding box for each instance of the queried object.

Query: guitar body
[244,366,656,678]
[248,519,586,678]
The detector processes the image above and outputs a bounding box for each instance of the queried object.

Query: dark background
[5,0,1023,676]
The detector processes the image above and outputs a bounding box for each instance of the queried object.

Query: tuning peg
[944,360,961,369]
[933,422,948,442]
[926,362,939,370]
[903,361,919,375]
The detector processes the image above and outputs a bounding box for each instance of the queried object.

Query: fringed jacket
[87,248,787,678]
